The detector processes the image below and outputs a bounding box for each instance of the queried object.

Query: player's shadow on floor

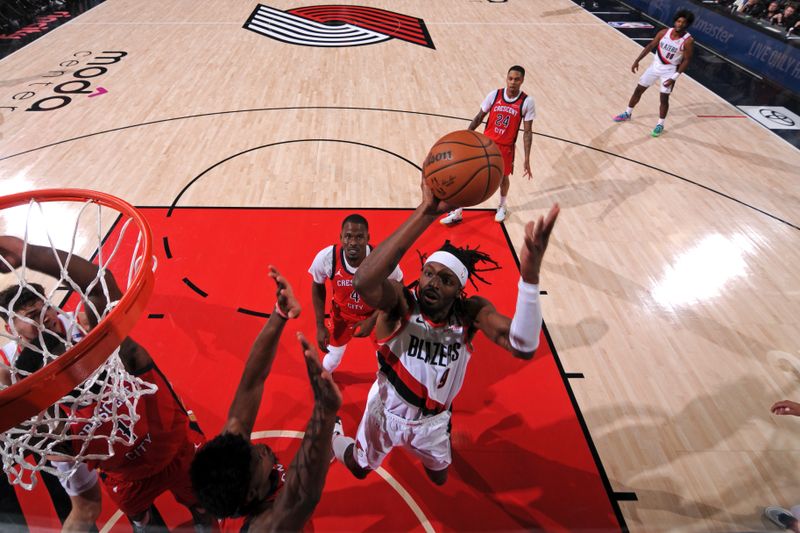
[517,174,656,221]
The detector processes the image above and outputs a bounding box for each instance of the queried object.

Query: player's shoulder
[463,295,494,320]
[311,244,335,263]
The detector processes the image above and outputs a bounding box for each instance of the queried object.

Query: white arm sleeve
[508,278,542,352]
[522,95,536,121]
[308,246,334,284]
[481,90,498,113]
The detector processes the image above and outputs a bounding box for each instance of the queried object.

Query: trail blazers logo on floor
[243,4,435,49]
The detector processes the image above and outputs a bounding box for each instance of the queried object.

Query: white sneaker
[440,209,463,225]
[764,506,797,529]
[494,205,507,222]
[331,417,344,463]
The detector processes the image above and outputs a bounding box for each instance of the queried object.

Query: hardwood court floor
[1,1,799,531]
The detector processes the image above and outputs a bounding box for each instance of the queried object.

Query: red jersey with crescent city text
[330,245,375,322]
[485,89,528,146]
[70,365,192,481]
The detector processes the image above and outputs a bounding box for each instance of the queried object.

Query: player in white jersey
[330,178,559,485]
[612,9,695,137]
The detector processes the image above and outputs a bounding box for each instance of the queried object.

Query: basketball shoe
[331,417,344,463]
[495,205,507,223]
[764,506,797,529]
[440,209,463,225]
[651,124,664,137]
[613,111,631,122]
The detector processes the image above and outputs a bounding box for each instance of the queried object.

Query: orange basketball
[422,130,503,207]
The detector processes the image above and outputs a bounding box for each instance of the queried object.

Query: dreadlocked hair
[409,241,501,342]
[419,240,501,291]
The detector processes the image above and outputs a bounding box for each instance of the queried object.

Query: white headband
[425,251,468,287]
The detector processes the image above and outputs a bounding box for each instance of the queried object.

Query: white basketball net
[0,198,157,490]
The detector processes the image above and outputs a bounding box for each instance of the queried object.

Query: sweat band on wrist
[509,278,542,352]
[670,72,680,81]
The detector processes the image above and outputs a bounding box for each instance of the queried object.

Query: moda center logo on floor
[243,4,435,48]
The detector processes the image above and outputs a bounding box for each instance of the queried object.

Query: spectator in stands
[763,1,783,20]
[771,2,799,29]
[739,0,768,17]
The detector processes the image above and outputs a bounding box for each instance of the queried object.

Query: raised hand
[419,173,456,216]
[519,204,560,284]
[298,332,342,413]
[269,266,300,319]
[0,236,24,273]
[771,400,800,417]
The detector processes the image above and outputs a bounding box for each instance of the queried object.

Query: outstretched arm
[0,236,122,314]
[0,235,153,371]
[353,178,453,312]
[470,205,559,359]
[224,266,301,438]
[267,333,341,532]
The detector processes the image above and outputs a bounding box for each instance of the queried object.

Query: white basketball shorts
[354,384,452,472]
[639,61,678,94]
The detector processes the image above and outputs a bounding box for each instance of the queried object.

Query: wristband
[670,72,680,81]
[273,304,288,319]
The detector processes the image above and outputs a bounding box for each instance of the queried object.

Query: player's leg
[614,80,650,122]
[495,145,514,222]
[408,411,452,486]
[332,385,391,479]
[322,315,351,372]
[56,461,102,533]
[652,87,671,137]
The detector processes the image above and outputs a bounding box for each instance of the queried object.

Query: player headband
[425,251,468,287]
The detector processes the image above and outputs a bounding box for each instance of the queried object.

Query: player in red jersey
[441,65,536,225]
[309,214,402,373]
[1,235,212,532]
[190,268,342,531]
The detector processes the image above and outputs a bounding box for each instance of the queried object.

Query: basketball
[422,130,504,207]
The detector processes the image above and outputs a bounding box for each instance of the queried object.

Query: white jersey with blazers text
[656,28,691,66]
[375,291,472,421]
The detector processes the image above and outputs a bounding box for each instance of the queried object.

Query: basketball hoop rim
[0,189,155,434]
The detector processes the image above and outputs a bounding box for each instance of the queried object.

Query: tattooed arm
[265,333,341,532]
